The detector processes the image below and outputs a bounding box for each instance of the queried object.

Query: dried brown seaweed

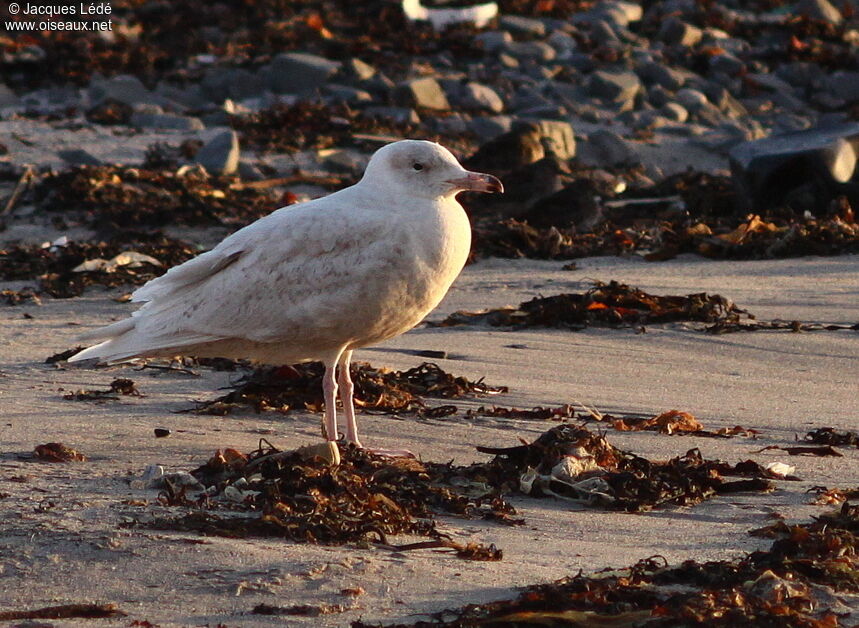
[136,443,515,558]
[33,442,87,462]
[432,280,750,330]
[35,166,276,231]
[805,427,859,448]
[0,234,199,299]
[355,502,859,628]
[469,425,775,512]
[0,603,125,620]
[187,362,506,417]
[62,378,141,401]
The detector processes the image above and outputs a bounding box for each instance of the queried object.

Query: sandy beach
[2,254,857,626]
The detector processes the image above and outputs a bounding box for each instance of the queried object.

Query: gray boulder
[455,82,505,113]
[588,70,641,104]
[0,83,20,108]
[129,112,205,131]
[195,129,240,175]
[267,53,341,95]
[587,130,641,166]
[90,75,158,106]
[394,77,450,111]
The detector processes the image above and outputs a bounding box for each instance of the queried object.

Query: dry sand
[1,254,858,626]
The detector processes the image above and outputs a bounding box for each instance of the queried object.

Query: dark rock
[57,148,102,166]
[464,122,546,175]
[129,112,205,131]
[636,62,686,91]
[523,179,603,231]
[588,70,641,104]
[195,129,239,175]
[90,75,157,106]
[201,67,265,102]
[155,82,210,110]
[547,31,578,56]
[729,123,859,212]
[504,41,556,62]
[586,130,641,166]
[826,71,859,103]
[340,58,376,82]
[363,106,420,125]
[468,116,514,140]
[323,84,373,104]
[394,77,450,111]
[267,52,341,95]
[796,0,843,24]
[86,99,133,125]
[0,83,20,108]
[453,82,505,113]
[708,53,745,77]
[675,88,709,112]
[499,15,546,37]
[659,18,702,47]
[238,161,265,181]
[660,102,688,123]
[474,31,513,54]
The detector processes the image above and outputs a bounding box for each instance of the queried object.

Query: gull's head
[361,140,503,201]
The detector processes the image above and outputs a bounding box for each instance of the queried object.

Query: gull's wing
[70,189,404,362]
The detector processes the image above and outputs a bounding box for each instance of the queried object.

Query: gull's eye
[412,163,424,171]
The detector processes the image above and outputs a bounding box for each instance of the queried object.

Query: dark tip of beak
[484,173,504,194]
[448,172,505,194]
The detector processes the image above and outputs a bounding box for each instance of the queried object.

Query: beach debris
[611,410,703,434]
[252,602,350,616]
[71,251,163,274]
[467,404,577,421]
[0,603,125,620]
[763,462,797,479]
[402,0,498,30]
[154,428,171,438]
[45,346,85,363]
[1,288,41,306]
[808,486,859,505]
[0,235,198,299]
[431,280,751,330]
[754,444,844,457]
[355,502,859,627]
[187,362,505,417]
[471,425,776,512]
[36,166,276,231]
[805,426,859,448]
[33,442,87,462]
[133,442,515,558]
[62,378,141,401]
[729,123,859,214]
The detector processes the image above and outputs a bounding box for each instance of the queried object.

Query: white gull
[69,140,503,452]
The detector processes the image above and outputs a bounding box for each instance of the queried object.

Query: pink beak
[446,171,504,194]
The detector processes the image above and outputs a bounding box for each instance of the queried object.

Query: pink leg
[337,351,360,446]
[322,360,338,442]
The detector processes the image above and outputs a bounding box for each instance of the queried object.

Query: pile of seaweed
[432,280,752,331]
[139,442,512,560]
[138,424,777,561]
[460,425,776,512]
[188,361,507,418]
[357,502,859,627]
[432,280,858,334]
[34,165,276,231]
[0,234,198,298]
